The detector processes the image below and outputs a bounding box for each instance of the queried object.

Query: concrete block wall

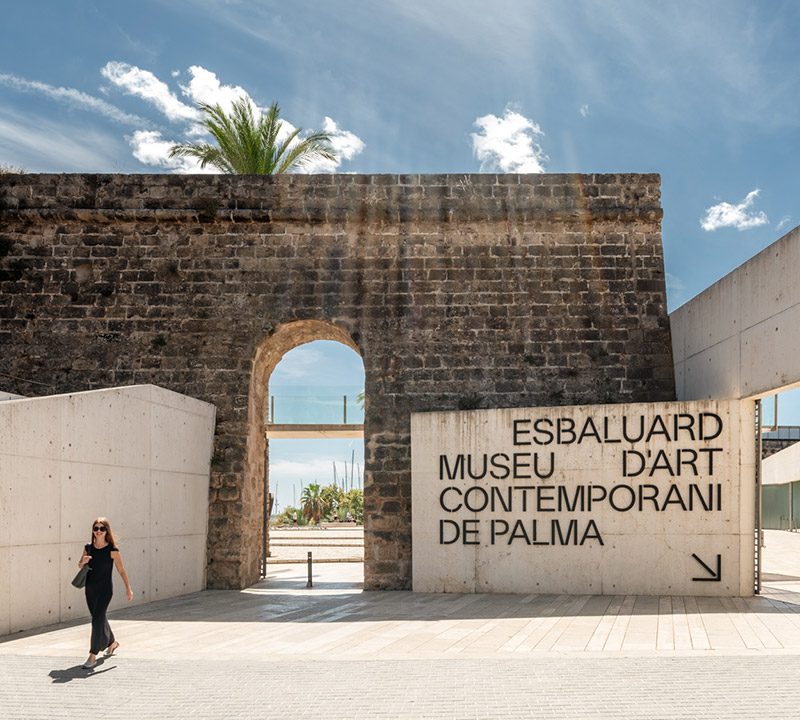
[763,442,800,487]
[0,173,675,590]
[0,385,215,636]
[671,225,800,401]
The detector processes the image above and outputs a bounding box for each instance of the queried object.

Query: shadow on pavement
[762,572,800,582]
[48,658,117,683]
[104,584,800,626]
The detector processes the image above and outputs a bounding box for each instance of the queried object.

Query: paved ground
[1,530,799,719]
[4,654,800,719]
[268,525,364,563]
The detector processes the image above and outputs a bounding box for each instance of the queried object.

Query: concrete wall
[671,225,800,401]
[0,173,675,590]
[0,385,215,636]
[412,399,755,596]
[763,442,800,486]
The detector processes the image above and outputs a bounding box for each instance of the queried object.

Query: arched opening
[243,320,363,587]
[266,339,365,585]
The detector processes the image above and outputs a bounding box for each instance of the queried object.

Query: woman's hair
[89,516,119,548]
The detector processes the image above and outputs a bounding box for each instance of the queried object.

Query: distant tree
[0,164,25,174]
[169,98,335,174]
[301,483,326,525]
[320,484,344,521]
[275,505,300,526]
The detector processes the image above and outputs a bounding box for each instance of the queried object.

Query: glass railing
[763,426,800,440]
[267,385,365,424]
[762,481,800,530]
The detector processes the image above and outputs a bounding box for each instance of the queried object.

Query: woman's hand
[78,553,91,568]
[126,587,134,601]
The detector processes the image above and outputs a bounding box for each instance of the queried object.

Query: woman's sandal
[103,641,119,657]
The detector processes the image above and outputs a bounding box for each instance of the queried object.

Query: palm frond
[276,134,336,174]
[168,98,337,175]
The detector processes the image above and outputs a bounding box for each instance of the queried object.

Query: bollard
[306,551,313,588]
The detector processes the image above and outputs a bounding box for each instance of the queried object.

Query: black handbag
[71,565,89,588]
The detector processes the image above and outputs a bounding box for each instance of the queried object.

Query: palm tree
[301,483,326,525]
[169,98,335,174]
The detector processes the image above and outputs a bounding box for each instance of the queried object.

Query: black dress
[84,543,117,654]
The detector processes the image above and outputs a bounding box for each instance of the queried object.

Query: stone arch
[242,319,362,586]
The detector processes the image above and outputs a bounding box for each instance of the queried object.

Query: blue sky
[1,2,798,505]
[1,1,798,305]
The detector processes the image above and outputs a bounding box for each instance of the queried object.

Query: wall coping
[0,173,662,225]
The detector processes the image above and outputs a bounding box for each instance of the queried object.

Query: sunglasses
[93,526,107,532]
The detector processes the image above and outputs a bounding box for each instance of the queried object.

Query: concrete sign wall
[763,442,800,487]
[0,385,215,636]
[412,400,755,596]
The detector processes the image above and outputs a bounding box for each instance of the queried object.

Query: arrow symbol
[691,553,721,582]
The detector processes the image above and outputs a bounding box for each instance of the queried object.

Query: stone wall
[0,173,675,590]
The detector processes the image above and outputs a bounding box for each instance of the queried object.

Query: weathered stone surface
[0,173,675,590]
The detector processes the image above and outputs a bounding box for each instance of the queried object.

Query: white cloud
[300,117,366,173]
[270,458,336,484]
[185,122,210,138]
[324,117,365,159]
[180,65,252,114]
[101,61,198,122]
[0,73,145,126]
[775,215,792,232]
[128,130,214,174]
[471,107,547,173]
[270,347,326,382]
[178,66,300,148]
[580,104,590,117]
[700,189,769,232]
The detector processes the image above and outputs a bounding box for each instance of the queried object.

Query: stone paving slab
[3,654,800,719]
[3,561,800,661]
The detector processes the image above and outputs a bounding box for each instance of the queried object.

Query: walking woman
[77,517,133,669]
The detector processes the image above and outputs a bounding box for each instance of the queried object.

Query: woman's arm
[78,547,91,568]
[111,551,134,601]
